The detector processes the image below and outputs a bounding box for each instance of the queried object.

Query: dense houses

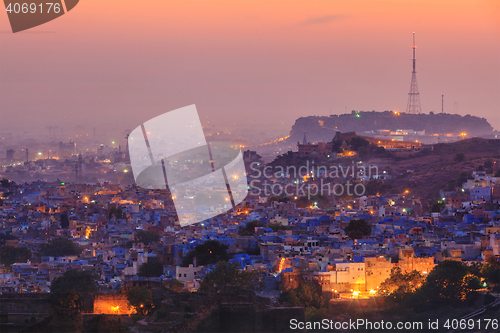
[0,157,499,308]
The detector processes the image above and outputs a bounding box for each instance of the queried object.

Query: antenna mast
[406,32,422,114]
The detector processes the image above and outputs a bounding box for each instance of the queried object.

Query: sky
[0,0,499,138]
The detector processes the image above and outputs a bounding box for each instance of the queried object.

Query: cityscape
[0,1,499,333]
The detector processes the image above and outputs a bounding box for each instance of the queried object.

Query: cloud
[301,14,344,25]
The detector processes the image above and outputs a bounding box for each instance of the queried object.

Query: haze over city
[1,0,499,141]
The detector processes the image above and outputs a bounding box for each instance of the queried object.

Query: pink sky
[1,0,499,135]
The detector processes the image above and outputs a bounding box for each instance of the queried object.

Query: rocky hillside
[289,111,493,143]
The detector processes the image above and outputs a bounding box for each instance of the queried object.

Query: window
[179,273,181,277]
[184,274,186,277]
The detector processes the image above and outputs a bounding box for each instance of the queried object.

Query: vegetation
[364,179,396,196]
[239,220,264,236]
[0,178,11,188]
[181,240,228,267]
[280,282,327,320]
[410,260,481,311]
[138,257,164,277]
[0,245,32,267]
[108,206,126,220]
[344,218,371,240]
[0,233,17,246]
[267,222,290,232]
[457,171,472,186]
[198,261,264,292]
[430,200,446,213]
[135,230,161,245]
[349,136,370,151]
[49,269,98,309]
[294,194,331,208]
[39,237,82,257]
[454,152,466,162]
[378,268,425,301]
[483,159,494,171]
[481,256,500,287]
[164,279,184,292]
[60,213,70,229]
[126,287,154,315]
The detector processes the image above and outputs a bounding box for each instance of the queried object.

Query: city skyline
[0,0,499,134]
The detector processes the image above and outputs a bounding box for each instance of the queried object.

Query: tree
[280,282,326,309]
[108,207,126,220]
[164,279,184,293]
[0,245,32,267]
[267,222,290,232]
[39,237,82,257]
[60,213,70,229]
[454,153,466,162]
[295,194,331,208]
[413,260,481,309]
[49,269,98,310]
[457,171,471,185]
[135,230,161,245]
[344,218,371,240]
[358,146,370,160]
[238,220,264,236]
[126,287,153,315]
[138,257,163,277]
[378,267,425,301]
[0,233,17,247]
[430,200,446,213]
[349,136,370,151]
[198,261,264,293]
[481,256,500,287]
[0,178,10,188]
[181,240,228,267]
[484,159,494,170]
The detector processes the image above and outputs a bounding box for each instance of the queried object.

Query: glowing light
[112,141,115,144]
[369,289,376,294]
[38,152,42,155]
[404,190,409,194]
[355,113,360,118]
[124,170,128,173]
[277,257,285,274]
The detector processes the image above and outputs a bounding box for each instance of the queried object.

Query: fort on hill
[288,111,493,145]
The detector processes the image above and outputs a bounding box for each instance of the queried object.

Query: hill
[368,138,500,199]
[288,111,493,144]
